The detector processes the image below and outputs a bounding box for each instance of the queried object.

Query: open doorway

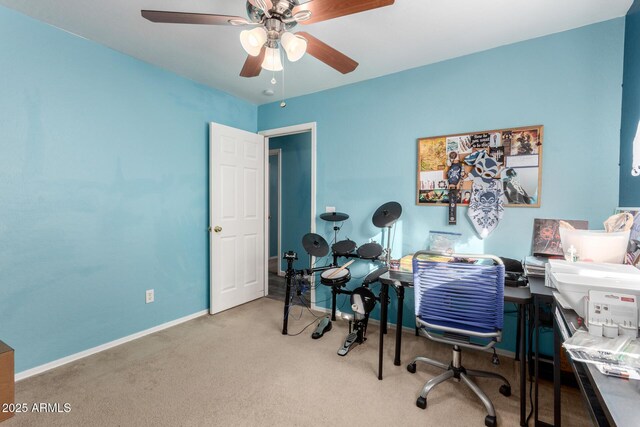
[267,148,284,297]
[264,127,314,306]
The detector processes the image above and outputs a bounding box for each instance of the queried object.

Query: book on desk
[524,255,548,279]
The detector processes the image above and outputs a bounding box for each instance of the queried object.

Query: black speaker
[500,257,528,287]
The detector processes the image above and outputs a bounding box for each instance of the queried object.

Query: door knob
[214,226,222,233]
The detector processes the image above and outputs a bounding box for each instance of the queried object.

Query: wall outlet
[146,289,154,304]
[325,206,336,213]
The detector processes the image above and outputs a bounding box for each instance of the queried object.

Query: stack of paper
[524,256,548,277]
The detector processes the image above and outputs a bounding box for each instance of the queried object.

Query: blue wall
[0,2,627,371]
[269,133,312,271]
[259,19,625,352]
[0,6,257,373]
[269,154,279,257]
[620,0,640,206]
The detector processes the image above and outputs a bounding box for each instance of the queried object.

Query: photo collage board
[416,125,543,207]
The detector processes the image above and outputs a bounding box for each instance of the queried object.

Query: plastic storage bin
[559,228,630,264]
[428,231,462,253]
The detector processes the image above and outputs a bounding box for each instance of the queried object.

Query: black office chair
[407,251,511,427]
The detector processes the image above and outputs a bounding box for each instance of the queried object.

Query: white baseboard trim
[16,309,209,382]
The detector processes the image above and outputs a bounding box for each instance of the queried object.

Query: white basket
[559,228,630,264]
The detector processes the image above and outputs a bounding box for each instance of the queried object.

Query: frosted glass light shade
[261,47,283,71]
[281,32,307,62]
[240,27,267,56]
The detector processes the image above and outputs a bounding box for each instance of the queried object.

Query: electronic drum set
[281,201,402,358]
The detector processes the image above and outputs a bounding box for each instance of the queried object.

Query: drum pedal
[338,332,358,356]
[311,316,332,339]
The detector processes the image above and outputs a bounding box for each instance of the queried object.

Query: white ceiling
[0,0,633,104]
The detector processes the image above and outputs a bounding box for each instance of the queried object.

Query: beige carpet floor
[6,298,589,426]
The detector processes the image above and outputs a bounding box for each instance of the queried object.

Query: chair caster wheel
[485,415,497,427]
[407,363,416,374]
[416,396,427,409]
[499,384,511,397]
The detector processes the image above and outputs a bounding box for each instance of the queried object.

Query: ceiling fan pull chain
[280,49,287,108]
[271,48,277,85]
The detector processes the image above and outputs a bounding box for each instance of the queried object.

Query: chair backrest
[413,251,505,339]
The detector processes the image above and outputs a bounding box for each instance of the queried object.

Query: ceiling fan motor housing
[265,19,286,47]
[246,0,299,30]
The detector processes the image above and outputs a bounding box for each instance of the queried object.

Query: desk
[379,270,532,427]
[530,276,640,427]
[529,277,556,427]
[551,299,640,427]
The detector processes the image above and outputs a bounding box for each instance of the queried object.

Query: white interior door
[210,122,265,314]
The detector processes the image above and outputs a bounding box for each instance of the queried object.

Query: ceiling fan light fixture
[281,32,307,62]
[240,27,267,56]
[261,47,283,71]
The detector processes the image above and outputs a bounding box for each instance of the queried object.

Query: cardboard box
[560,348,572,373]
[0,340,14,422]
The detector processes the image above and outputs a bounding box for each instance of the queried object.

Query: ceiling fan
[141,0,395,78]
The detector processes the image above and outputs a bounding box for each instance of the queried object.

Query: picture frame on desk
[531,218,589,258]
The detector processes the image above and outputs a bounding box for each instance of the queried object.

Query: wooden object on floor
[0,340,14,422]
[560,347,573,373]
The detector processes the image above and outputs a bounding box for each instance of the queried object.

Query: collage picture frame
[417,125,544,208]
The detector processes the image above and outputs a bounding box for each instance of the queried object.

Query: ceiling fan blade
[141,10,245,25]
[297,32,358,74]
[294,0,394,25]
[240,48,266,78]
